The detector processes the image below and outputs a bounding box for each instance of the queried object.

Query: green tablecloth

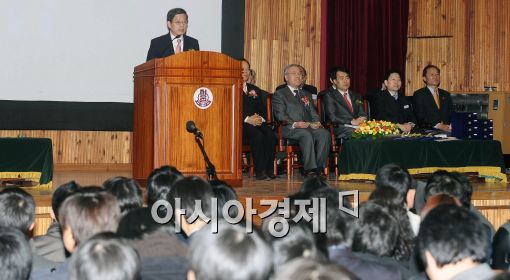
[338,138,506,182]
[0,138,53,187]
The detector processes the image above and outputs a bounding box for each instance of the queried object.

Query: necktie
[293,89,301,102]
[433,88,440,109]
[342,92,353,113]
[175,38,182,54]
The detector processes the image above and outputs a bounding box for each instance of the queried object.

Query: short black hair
[0,226,32,280]
[167,8,188,22]
[117,207,164,239]
[422,64,440,77]
[69,233,141,280]
[383,69,402,81]
[103,176,143,214]
[210,180,239,220]
[352,201,398,257]
[270,220,325,266]
[417,204,488,267]
[0,187,35,233]
[328,67,350,81]
[52,181,80,221]
[169,176,214,220]
[375,164,414,202]
[425,170,472,209]
[147,165,183,208]
[189,222,272,280]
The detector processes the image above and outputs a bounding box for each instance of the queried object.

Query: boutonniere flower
[248,89,258,98]
[301,95,310,107]
[355,99,364,106]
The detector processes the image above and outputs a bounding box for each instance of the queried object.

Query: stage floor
[20,166,510,236]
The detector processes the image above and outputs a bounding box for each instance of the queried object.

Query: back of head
[210,180,238,220]
[69,233,141,280]
[103,176,143,214]
[420,193,461,219]
[273,257,356,280]
[425,170,472,208]
[0,226,32,280]
[117,207,165,239]
[0,187,35,233]
[59,190,121,245]
[147,165,183,207]
[270,220,324,266]
[352,201,398,257]
[417,204,487,267]
[375,164,413,200]
[169,176,214,220]
[52,181,80,221]
[189,222,272,280]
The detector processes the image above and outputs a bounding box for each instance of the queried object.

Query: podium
[133,51,243,186]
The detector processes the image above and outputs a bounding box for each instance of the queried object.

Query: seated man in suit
[240,59,277,180]
[321,67,367,139]
[275,65,318,106]
[272,64,331,178]
[371,70,416,133]
[146,8,200,61]
[412,65,453,132]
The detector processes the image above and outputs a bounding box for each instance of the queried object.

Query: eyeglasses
[287,72,304,77]
[172,21,188,25]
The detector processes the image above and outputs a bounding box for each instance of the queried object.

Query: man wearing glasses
[146,8,200,61]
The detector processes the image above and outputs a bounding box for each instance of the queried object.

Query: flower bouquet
[352,120,400,139]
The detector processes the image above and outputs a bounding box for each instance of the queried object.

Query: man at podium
[146,8,200,61]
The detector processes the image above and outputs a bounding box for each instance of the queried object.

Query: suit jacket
[412,86,453,128]
[243,83,268,121]
[328,246,402,280]
[32,222,67,263]
[272,86,320,137]
[321,87,367,139]
[146,33,200,61]
[275,83,318,97]
[371,90,416,124]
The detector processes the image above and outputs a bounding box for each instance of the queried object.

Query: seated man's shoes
[255,171,268,180]
[304,169,319,178]
[266,171,277,180]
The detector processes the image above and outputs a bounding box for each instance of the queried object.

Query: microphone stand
[192,134,218,181]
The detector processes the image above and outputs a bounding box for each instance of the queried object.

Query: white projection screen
[0,0,223,102]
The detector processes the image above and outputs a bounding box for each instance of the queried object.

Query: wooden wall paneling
[407,0,510,95]
[0,130,131,164]
[244,0,321,93]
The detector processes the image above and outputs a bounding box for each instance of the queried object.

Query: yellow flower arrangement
[352,120,400,138]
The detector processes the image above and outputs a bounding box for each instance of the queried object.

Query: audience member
[34,189,121,279]
[420,193,461,219]
[0,187,57,272]
[412,65,453,131]
[321,67,367,139]
[375,164,420,235]
[273,64,331,177]
[103,176,143,214]
[0,226,32,280]
[188,222,272,280]
[417,204,497,280]
[240,58,277,180]
[371,70,416,133]
[146,165,183,208]
[169,176,214,240]
[69,232,141,280]
[33,181,80,263]
[352,200,413,278]
[210,180,239,220]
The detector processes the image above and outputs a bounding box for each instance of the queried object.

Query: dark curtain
[323,0,409,96]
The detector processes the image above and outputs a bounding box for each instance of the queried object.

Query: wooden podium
[133,51,243,186]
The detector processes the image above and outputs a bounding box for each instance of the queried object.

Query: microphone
[186,121,203,138]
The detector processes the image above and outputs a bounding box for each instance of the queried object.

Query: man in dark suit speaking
[146,8,200,61]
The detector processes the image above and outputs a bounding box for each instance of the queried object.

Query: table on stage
[0,138,53,188]
[338,138,507,182]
